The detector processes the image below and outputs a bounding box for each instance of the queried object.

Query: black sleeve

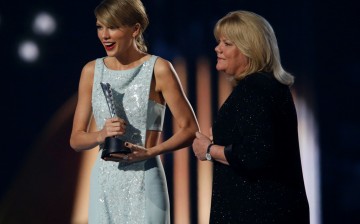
[224,77,280,175]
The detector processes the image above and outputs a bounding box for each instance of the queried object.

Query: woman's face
[96,20,136,57]
[214,35,248,76]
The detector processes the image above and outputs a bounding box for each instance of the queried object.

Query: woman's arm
[148,57,199,155]
[223,76,278,173]
[122,58,199,161]
[69,60,126,151]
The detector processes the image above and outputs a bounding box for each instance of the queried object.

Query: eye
[108,26,118,30]
[96,25,102,30]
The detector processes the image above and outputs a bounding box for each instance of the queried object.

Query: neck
[107,51,149,70]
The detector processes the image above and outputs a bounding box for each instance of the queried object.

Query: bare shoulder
[152,56,181,93]
[154,56,174,77]
[77,60,97,89]
[79,60,97,84]
[82,60,96,75]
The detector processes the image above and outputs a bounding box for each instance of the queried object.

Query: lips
[217,55,225,60]
[104,42,115,51]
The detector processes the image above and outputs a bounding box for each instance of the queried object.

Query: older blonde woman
[193,10,309,224]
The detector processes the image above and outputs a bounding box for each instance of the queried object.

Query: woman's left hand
[192,131,212,161]
[105,142,151,163]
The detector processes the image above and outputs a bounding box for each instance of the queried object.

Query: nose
[215,43,221,53]
[101,28,110,39]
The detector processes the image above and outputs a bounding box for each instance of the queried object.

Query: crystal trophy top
[100,82,116,118]
[99,82,130,157]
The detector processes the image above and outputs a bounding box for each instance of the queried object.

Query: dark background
[0,0,359,223]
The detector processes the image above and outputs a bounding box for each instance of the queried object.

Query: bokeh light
[18,40,39,62]
[33,12,56,35]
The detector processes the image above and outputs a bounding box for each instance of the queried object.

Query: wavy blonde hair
[214,10,294,86]
[95,0,149,52]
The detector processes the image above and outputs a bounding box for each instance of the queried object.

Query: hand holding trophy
[100,82,131,159]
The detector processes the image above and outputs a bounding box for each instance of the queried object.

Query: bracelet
[207,143,214,154]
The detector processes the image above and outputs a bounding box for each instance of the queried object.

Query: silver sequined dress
[89,55,170,224]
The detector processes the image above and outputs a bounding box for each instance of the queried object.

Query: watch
[205,143,214,161]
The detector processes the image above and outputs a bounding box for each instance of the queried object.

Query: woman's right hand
[97,117,126,144]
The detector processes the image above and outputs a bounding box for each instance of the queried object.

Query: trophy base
[101,137,131,159]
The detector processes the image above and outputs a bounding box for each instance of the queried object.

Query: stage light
[33,12,56,35]
[18,40,39,63]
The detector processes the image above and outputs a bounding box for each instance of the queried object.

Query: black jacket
[210,72,309,224]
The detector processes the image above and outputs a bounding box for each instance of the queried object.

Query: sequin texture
[89,56,170,223]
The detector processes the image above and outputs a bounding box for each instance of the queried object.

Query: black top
[210,72,309,224]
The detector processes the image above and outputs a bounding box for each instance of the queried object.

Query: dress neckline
[102,55,153,72]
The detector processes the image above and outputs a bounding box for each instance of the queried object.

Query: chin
[105,52,117,58]
[216,65,225,72]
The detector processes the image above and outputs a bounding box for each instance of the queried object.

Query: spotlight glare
[18,40,39,63]
[33,12,56,35]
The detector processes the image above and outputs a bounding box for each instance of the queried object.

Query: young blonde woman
[70,0,199,223]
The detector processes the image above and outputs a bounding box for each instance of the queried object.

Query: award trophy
[100,82,131,159]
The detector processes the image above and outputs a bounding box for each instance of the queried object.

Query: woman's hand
[192,131,212,161]
[97,117,126,144]
[104,142,153,163]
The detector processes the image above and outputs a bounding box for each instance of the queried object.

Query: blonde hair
[95,0,149,52]
[214,10,294,86]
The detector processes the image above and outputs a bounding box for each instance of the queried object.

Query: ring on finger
[123,155,128,160]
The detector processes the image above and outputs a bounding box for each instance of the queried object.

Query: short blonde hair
[95,0,149,52]
[214,10,294,86]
